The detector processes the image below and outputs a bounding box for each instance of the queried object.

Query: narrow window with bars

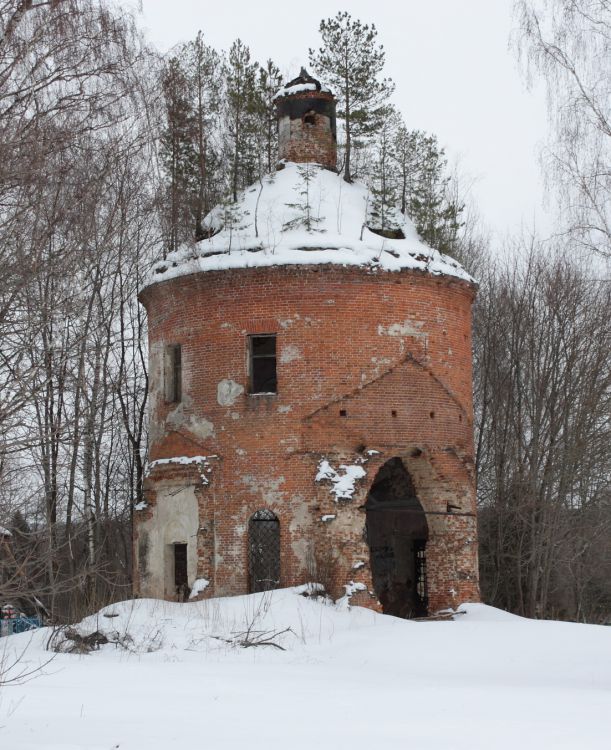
[414,540,428,609]
[249,334,277,394]
[164,344,182,403]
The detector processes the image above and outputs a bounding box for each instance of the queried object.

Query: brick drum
[135,264,479,615]
[133,73,480,617]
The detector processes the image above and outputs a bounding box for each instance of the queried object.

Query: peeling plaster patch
[236,448,247,456]
[231,412,240,420]
[277,405,292,414]
[323,299,336,305]
[378,319,427,338]
[167,403,215,440]
[220,322,233,329]
[280,344,300,364]
[217,378,244,406]
[315,459,366,501]
[278,317,296,329]
[241,474,285,503]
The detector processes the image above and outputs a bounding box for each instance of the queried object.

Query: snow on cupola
[144,68,474,289]
[273,67,337,171]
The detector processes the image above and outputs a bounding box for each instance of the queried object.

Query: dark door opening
[366,458,429,618]
[248,509,280,593]
[174,543,188,601]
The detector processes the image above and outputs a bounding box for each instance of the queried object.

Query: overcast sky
[132,0,551,241]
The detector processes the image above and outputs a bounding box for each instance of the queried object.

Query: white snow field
[1,587,610,749]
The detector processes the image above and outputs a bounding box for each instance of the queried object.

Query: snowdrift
[1,587,610,749]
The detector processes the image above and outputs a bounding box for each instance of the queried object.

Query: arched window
[303,111,316,126]
[248,509,280,593]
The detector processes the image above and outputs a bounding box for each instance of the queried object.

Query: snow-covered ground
[1,587,610,749]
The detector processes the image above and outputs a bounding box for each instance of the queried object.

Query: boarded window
[249,335,277,394]
[248,509,280,593]
[164,344,182,403]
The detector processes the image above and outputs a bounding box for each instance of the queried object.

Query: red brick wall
[135,264,479,613]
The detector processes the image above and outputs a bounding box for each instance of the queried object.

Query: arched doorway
[366,458,429,618]
[248,509,280,593]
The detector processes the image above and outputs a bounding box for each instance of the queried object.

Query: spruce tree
[368,108,402,237]
[283,164,324,233]
[309,11,395,183]
[406,135,463,255]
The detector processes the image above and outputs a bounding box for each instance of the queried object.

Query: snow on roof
[272,67,332,101]
[272,81,332,100]
[145,163,474,290]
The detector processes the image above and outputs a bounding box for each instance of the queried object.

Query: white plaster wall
[139,485,199,599]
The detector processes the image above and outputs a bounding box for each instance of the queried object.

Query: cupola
[274,67,337,171]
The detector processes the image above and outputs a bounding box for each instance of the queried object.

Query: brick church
[134,69,480,617]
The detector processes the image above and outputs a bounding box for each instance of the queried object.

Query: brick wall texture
[134,264,480,614]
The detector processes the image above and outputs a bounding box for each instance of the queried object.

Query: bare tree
[514,0,611,257]
[475,241,611,621]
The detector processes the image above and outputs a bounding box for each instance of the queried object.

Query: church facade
[134,71,479,617]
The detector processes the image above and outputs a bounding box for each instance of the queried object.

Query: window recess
[249,334,277,394]
[164,344,182,403]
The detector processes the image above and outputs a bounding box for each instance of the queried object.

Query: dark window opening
[303,111,316,126]
[339,409,347,417]
[174,543,188,601]
[249,335,277,394]
[165,344,182,403]
[248,509,280,593]
[391,409,397,417]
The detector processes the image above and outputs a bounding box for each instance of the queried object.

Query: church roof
[272,67,333,100]
[145,163,473,289]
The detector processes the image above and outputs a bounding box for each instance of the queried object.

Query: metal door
[248,509,280,593]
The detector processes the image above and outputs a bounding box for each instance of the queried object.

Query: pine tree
[309,11,395,183]
[160,56,198,253]
[256,59,283,174]
[225,39,262,201]
[183,32,222,240]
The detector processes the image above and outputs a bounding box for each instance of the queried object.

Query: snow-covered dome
[147,163,473,287]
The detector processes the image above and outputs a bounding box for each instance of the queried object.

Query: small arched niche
[248,509,280,593]
[365,458,428,618]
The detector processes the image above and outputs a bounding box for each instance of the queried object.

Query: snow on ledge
[316,459,367,501]
[146,455,218,485]
[143,163,474,291]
